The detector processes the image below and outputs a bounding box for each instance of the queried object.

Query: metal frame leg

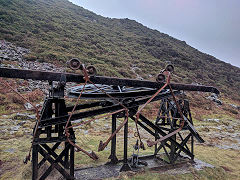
[32,144,39,180]
[108,114,119,164]
[70,142,75,178]
[120,117,131,171]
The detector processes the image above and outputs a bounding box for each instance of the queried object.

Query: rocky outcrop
[0,40,29,62]
[207,94,222,105]
[0,40,67,93]
[230,104,240,110]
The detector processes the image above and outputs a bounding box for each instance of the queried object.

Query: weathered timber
[39,91,181,128]
[0,67,220,94]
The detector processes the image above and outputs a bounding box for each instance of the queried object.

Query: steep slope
[0,0,239,97]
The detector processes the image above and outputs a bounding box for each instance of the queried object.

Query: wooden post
[32,144,39,180]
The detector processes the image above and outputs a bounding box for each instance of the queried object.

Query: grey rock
[207,94,222,105]
[230,104,240,110]
[11,125,20,131]
[1,39,65,93]
[13,113,36,120]
[24,102,33,110]
[4,148,15,153]
[204,118,220,123]
[17,121,26,126]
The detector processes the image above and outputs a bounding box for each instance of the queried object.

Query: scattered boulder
[11,125,20,131]
[0,40,29,62]
[13,113,36,120]
[0,40,65,93]
[1,114,11,119]
[24,102,33,110]
[204,118,220,123]
[3,148,15,153]
[229,104,240,110]
[17,121,26,126]
[207,94,222,105]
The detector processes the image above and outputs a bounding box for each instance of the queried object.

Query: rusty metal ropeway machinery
[0,59,219,179]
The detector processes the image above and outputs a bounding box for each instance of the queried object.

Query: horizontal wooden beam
[0,67,219,94]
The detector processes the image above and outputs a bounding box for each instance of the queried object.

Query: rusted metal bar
[98,111,128,152]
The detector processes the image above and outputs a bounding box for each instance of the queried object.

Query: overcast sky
[69,0,240,68]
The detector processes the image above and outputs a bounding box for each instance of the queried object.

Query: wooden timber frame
[32,82,76,180]
[153,98,197,163]
[0,67,220,179]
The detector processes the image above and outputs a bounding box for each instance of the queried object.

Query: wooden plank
[0,67,219,94]
[38,145,73,180]
[38,142,61,169]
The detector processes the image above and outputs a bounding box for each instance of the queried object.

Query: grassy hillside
[0,1,240,179]
[0,0,239,97]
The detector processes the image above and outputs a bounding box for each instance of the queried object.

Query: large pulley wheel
[165,64,174,73]
[86,65,97,76]
[156,73,165,83]
[69,58,82,70]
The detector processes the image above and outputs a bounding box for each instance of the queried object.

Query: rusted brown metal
[133,70,171,147]
[69,58,82,70]
[98,110,129,151]
[0,61,218,178]
[64,63,129,159]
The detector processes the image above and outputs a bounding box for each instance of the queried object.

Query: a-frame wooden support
[32,98,75,180]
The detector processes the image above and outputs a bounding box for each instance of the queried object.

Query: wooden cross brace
[32,143,74,180]
[154,133,193,163]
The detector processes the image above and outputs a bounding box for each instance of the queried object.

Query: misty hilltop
[0,0,239,97]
